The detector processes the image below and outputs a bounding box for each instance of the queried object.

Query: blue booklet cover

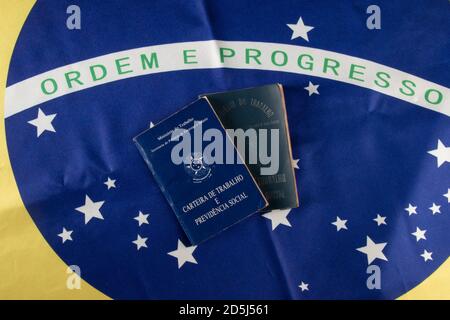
[134,98,267,245]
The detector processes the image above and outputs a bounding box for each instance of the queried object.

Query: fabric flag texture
[0,0,449,299]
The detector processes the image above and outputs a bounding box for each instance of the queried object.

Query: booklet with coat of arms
[134,98,268,245]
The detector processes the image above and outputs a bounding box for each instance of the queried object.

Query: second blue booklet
[134,98,268,245]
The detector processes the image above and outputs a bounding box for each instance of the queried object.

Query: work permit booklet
[134,98,268,245]
[203,84,299,211]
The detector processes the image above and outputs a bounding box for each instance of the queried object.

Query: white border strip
[5,40,449,118]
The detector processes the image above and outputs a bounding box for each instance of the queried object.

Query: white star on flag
[356,236,388,265]
[104,177,116,190]
[420,249,433,262]
[304,81,320,96]
[429,203,441,215]
[298,281,309,292]
[405,203,417,216]
[28,108,56,137]
[134,211,149,226]
[292,158,299,169]
[427,139,450,167]
[75,195,105,224]
[444,189,450,203]
[149,121,155,128]
[411,227,427,242]
[167,240,198,269]
[58,227,73,243]
[373,214,387,226]
[287,17,314,41]
[332,216,348,231]
[132,234,148,250]
[262,209,292,230]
